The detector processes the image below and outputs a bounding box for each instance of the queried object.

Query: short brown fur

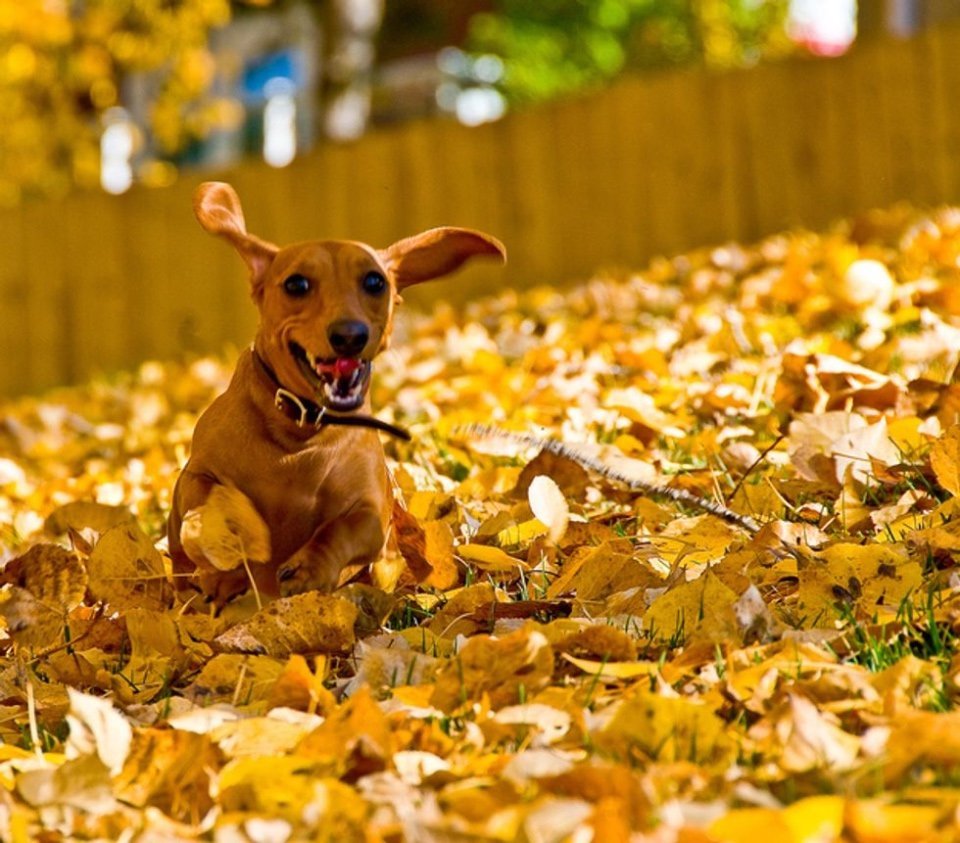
[167,181,505,604]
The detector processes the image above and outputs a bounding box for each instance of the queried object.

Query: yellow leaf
[297,686,393,773]
[561,653,660,679]
[218,757,353,821]
[930,423,960,497]
[423,520,460,590]
[596,691,736,765]
[268,653,335,714]
[114,728,219,822]
[43,500,135,537]
[211,713,319,759]
[0,586,65,650]
[428,582,505,639]
[643,570,740,645]
[651,514,741,570]
[186,654,285,708]
[180,484,270,572]
[846,800,943,841]
[1,543,87,611]
[797,543,922,623]
[709,808,793,841]
[86,523,171,611]
[782,795,845,842]
[547,539,658,602]
[214,592,358,656]
[459,543,527,572]
[431,626,554,712]
[496,518,548,547]
[407,490,449,520]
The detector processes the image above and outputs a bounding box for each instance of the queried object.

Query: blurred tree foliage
[468,0,796,102]
[0,0,794,204]
[0,0,234,204]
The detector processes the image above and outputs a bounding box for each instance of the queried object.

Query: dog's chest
[237,444,333,517]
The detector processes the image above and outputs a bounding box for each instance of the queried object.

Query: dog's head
[194,181,505,412]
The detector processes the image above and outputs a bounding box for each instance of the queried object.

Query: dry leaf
[0,543,87,610]
[214,592,358,655]
[64,687,132,775]
[930,423,960,497]
[431,626,554,712]
[595,691,736,765]
[527,475,569,544]
[458,543,527,573]
[186,654,285,707]
[268,654,335,714]
[0,585,66,649]
[44,500,135,537]
[643,570,741,645]
[86,523,171,611]
[180,484,270,572]
[797,543,921,622]
[113,727,220,821]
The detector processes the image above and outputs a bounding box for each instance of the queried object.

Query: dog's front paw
[197,567,251,609]
[180,486,271,573]
[277,549,341,597]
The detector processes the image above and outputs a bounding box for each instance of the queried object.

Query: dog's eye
[283,274,311,297]
[361,271,387,296]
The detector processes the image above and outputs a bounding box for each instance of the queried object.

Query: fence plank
[0,207,29,395]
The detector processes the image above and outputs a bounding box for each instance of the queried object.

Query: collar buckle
[274,387,322,428]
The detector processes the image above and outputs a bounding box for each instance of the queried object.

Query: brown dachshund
[167,181,505,604]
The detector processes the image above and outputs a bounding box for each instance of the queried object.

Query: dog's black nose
[328,319,370,357]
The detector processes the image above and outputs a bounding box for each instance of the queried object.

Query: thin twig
[451,423,761,534]
[728,433,785,502]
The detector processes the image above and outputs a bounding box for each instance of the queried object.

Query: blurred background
[1,0,958,395]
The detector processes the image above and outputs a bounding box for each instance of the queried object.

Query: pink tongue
[333,358,362,377]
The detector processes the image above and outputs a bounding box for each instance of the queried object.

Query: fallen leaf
[797,543,921,623]
[527,475,569,544]
[113,727,221,821]
[180,484,270,572]
[186,654,285,707]
[0,585,66,650]
[773,694,861,773]
[930,423,960,497]
[431,626,554,712]
[595,691,736,765]
[458,543,528,573]
[214,592,358,656]
[44,500,135,537]
[297,686,393,775]
[643,570,740,645]
[65,687,132,775]
[86,523,171,611]
[0,543,87,610]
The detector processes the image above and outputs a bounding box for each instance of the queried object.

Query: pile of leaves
[3,205,960,840]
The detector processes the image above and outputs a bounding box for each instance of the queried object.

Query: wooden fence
[1,24,959,397]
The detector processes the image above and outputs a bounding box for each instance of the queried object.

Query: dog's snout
[328,319,370,357]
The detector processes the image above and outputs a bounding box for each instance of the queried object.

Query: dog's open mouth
[290,342,371,412]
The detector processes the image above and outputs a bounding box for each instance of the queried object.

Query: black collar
[252,349,411,441]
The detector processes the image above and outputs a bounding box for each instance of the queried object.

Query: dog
[167,181,505,604]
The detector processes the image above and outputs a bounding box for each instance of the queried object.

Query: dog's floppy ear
[194,182,278,286]
[381,227,506,290]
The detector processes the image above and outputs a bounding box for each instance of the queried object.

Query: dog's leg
[169,470,266,606]
[276,501,386,595]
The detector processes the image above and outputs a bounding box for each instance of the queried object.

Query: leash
[252,349,411,441]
